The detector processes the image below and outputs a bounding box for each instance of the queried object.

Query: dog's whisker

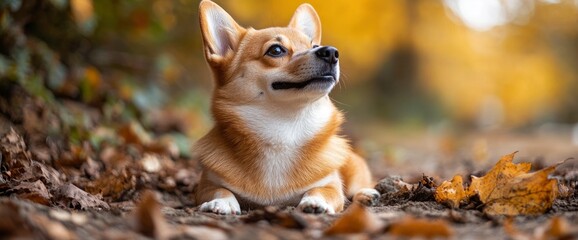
[330,96,351,107]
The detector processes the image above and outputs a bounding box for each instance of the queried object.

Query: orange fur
[195,0,376,214]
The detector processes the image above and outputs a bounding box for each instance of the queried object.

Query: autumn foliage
[435,152,563,215]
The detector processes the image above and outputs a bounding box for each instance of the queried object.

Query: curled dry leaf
[85,168,136,201]
[388,217,453,238]
[132,191,169,240]
[6,180,52,205]
[53,183,109,210]
[0,128,32,180]
[434,175,466,208]
[324,203,383,235]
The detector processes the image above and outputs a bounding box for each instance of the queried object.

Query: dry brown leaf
[325,203,383,235]
[85,168,136,201]
[388,217,453,238]
[483,163,559,216]
[434,174,467,208]
[468,152,532,201]
[132,191,169,240]
[0,128,32,180]
[10,180,52,205]
[53,183,109,210]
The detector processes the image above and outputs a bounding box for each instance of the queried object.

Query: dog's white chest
[234,98,333,191]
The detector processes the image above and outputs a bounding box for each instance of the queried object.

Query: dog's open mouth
[271,75,336,90]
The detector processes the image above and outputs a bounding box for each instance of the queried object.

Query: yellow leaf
[483,164,559,216]
[434,175,466,208]
[467,151,531,202]
[434,152,563,216]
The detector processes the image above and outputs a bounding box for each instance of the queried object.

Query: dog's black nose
[315,46,339,64]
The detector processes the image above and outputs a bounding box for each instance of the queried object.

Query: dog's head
[199,0,339,106]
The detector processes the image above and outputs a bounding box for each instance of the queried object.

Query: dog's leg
[341,153,380,206]
[196,173,241,215]
[297,178,344,214]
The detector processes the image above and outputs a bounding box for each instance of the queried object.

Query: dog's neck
[232,96,336,148]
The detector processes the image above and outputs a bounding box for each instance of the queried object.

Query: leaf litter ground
[1,89,578,239]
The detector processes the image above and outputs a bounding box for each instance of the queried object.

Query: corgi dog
[194,0,379,214]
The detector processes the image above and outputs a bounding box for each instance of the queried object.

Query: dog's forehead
[245,27,312,48]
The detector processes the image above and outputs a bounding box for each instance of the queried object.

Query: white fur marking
[199,195,241,215]
[298,196,335,214]
[234,98,333,191]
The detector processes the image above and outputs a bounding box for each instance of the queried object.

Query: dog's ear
[199,0,245,65]
[288,4,321,46]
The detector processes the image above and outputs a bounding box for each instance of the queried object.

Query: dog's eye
[312,45,319,49]
[265,45,287,57]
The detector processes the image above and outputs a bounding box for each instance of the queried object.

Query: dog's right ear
[199,0,245,65]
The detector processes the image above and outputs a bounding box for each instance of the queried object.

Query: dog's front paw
[353,188,380,206]
[199,197,241,215]
[297,196,335,214]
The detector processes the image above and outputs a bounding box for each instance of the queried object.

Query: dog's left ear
[199,0,245,66]
[288,4,321,46]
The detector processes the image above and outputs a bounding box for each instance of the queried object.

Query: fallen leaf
[7,180,52,205]
[132,191,169,240]
[0,128,32,180]
[325,203,383,235]
[468,152,531,201]
[388,217,453,238]
[53,183,109,210]
[434,152,563,216]
[85,168,136,201]
[483,163,559,216]
[434,174,467,208]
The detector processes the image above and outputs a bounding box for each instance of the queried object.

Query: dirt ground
[1,85,577,239]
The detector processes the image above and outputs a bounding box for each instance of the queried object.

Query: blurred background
[1,0,577,178]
